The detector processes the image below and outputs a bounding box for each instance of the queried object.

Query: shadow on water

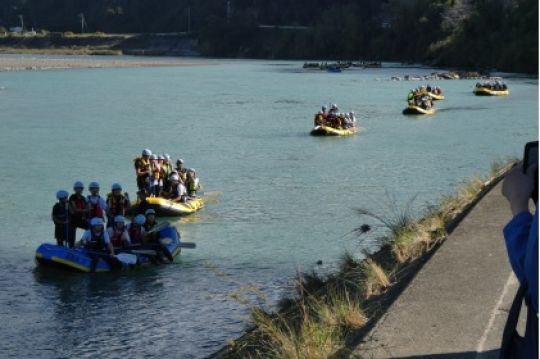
[437,105,491,112]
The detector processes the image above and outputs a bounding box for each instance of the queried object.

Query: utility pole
[78,13,87,33]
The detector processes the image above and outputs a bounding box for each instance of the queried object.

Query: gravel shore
[0,55,208,71]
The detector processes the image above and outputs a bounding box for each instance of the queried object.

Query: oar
[145,221,170,236]
[84,249,138,268]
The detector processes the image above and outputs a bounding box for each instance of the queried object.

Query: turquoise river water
[0,56,537,358]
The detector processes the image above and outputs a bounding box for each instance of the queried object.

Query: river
[0,56,537,358]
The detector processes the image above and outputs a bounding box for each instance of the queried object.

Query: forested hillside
[1,0,537,73]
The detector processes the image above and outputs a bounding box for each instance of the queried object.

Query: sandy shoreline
[0,55,208,71]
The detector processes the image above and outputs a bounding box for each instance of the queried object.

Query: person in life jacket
[149,154,162,197]
[128,214,146,245]
[175,159,188,183]
[314,111,325,126]
[135,189,151,215]
[106,183,131,227]
[168,174,188,203]
[134,148,152,192]
[163,154,175,193]
[87,182,108,221]
[52,190,70,247]
[107,215,131,248]
[79,217,114,255]
[144,208,158,231]
[186,168,201,197]
[68,181,90,248]
[348,111,357,127]
[143,209,160,242]
[407,89,415,105]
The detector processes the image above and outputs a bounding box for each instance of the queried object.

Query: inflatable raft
[473,87,509,96]
[427,92,445,100]
[310,125,363,136]
[402,105,436,115]
[35,224,183,273]
[131,196,204,216]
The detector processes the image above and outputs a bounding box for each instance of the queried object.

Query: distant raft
[131,196,204,217]
[427,92,445,100]
[402,105,436,115]
[310,125,364,136]
[473,87,509,96]
[35,224,182,273]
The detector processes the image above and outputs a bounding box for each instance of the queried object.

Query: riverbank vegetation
[0,0,537,73]
[218,160,515,358]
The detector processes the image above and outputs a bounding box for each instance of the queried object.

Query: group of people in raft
[407,85,442,110]
[475,80,508,91]
[313,104,357,129]
[51,149,201,256]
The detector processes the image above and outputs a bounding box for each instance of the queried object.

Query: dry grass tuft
[361,259,391,298]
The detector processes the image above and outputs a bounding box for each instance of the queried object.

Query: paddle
[144,221,170,236]
[84,249,138,270]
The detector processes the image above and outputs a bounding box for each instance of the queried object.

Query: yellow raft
[402,105,436,115]
[427,92,445,100]
[310,125,363,136]
[131,196,204,216]
[473,87,509,96]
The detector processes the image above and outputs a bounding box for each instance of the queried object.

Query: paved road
[355,182,525,358]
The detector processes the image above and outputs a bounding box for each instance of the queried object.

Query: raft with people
[35,223,189,273]
[130,196,204,217]
[311,104,362,136]
[473,86,509,96]
[310,125,362,136]
[402,105,436,115]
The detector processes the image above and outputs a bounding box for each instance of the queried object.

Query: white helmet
[149,154,157,160]
[170,174,180,182]
[142,148,152,156]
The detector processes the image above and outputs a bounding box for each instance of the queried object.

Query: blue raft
[35,224,182,273]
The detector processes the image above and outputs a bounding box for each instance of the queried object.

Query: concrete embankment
[355,181,523,358]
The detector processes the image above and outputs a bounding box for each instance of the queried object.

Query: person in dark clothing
[68,181,89,248]
[52,190,70,246]
[501,163,538,359]
[135,190,151,215]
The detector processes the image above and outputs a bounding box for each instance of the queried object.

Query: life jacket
[110,227,126,248]
[151,163,161,181]
[144,221,158,232]
[128,224,144,245]
[187,178,199,193]
[69,194,87,220]
[88,195,104,218]
[85,230,106,251]
[107,193,126,216]
[134,157,150,178]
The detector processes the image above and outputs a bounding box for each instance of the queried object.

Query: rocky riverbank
[391,71,492,81]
